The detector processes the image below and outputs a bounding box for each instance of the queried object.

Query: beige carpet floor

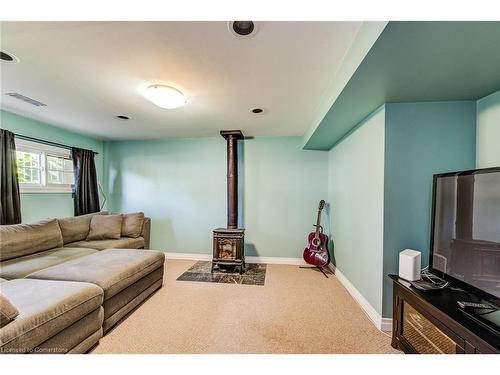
[92,259,399,354]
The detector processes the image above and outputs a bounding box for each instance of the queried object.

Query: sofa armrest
[141,217,151,249]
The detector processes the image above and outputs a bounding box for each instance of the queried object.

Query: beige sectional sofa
[0,212,164,354]
[0,212,150,280]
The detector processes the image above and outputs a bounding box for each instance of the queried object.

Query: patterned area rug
[176,261,266,286]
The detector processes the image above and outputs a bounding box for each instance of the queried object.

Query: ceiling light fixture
[142,84,187,109]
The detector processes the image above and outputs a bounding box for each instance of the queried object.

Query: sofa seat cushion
[0,279,103,352]
[26,249,165,300]
[0,247,98,280]
[0,219,63,261]
[64,237,145,250]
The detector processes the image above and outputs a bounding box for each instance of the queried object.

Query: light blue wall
[0,110,104,223]
[328,107,386,314]
[382,101,477,316]
[104,136,328,256]
[476,89,500,168]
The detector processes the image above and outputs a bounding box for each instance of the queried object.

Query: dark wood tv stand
[390,275,499,354]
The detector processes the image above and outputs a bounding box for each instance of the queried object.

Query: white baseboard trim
[163,252,307,266]
[380,318,393,332]
[164,252,212,261]
[328,263,392,332]
[247,256,308,266]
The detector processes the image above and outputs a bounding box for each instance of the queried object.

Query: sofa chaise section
[0,279,103,354]
[26,249,165,333]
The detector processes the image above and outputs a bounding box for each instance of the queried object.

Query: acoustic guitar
[303,200,330,268]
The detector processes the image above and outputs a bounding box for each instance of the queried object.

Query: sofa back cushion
[0,292,19,328]
[0,219,64,261]
[86,214,123,240]
[121,212,145,238]
[58,211,106,244]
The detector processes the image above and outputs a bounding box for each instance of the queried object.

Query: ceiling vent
[5,93,47,107]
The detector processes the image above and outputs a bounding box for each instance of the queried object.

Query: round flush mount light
[1,51,19,63]
[142,84,187,109]
[250,108,264,114]
[115,115,130,120]
[229,21,257,37]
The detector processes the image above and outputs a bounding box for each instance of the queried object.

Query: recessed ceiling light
[251,108,264,114]
[1,51,18,63]
[116,115,130,120]
[229,21,257,38]
[141,85,187,109]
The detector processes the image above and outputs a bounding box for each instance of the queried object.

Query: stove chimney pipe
[220,130,243,229]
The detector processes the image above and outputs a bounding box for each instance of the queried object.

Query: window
[15,139,74,193]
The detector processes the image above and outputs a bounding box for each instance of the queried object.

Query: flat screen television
[429,166,500,304]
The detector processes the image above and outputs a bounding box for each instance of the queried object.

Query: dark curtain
[0,129,22,224]
[72,147,100,216]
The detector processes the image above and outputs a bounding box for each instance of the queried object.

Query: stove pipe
[220,130,244,229]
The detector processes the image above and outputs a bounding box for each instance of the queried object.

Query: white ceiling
[0,21,362,140]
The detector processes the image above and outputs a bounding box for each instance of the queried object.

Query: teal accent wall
[0,110,104,223]
[327,102,476,318]
[104,136,328,256]
[302,22,387,148]
[328,106,386,314]
[382,102,477,316]
[476,89,500,168]
[305,21,500,150]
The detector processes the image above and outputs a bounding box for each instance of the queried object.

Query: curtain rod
[14,133,99,155]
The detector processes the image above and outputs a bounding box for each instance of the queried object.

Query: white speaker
[399,249,421,281]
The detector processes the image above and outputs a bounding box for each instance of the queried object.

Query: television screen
[430,167,500,300]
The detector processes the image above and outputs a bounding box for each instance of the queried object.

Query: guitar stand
[299,265,329,278]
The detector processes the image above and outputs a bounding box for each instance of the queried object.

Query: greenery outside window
[15,139,74,193]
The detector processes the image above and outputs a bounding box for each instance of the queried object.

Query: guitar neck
[315,209,322,235]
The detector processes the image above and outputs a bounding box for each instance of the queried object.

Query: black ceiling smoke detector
[116,115,130,120]
[1,51,15,62]
[231,21,255,36]
[251,108,263,114]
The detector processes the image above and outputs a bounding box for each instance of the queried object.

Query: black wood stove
[212,130,245,274]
